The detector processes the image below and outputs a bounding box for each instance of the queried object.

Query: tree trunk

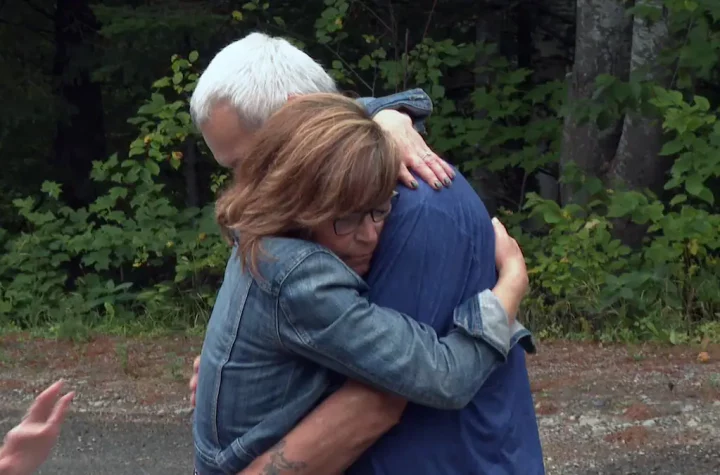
[609,0,673,246]
[53,0,106,208]
[560,0,632,205]
[183,139,200,208]
[470,12,508,216]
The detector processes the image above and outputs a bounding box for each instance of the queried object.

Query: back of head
[190,32,338,129]
[216,93,400,277]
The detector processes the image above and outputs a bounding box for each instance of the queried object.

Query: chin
[351,263,370,276]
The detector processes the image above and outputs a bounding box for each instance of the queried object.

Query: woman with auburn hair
[193,93,530,475]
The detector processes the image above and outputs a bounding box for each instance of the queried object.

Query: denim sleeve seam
[276,250,365,350]
[276,253,399,392]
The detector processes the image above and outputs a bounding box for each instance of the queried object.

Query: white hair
[190,32,338,128]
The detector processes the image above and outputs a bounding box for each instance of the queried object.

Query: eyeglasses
[333,191,399,236]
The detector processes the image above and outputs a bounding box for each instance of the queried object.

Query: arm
[238,381,406,475]
[277,250,518,410]
[239,273,527,475]
[241,215,532,475]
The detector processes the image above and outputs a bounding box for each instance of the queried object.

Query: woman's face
[312,195,396,276]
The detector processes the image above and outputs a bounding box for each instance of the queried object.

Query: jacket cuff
[510,321,537,354]
[452,289,512,360]
[356,88,433,134]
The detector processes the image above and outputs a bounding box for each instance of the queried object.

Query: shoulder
[391,172,493,242]
[257,237,367,295]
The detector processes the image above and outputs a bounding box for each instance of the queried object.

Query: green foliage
[0,53,227,333]
[1,0,719,343]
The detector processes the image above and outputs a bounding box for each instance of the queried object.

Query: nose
[355,214,380,245]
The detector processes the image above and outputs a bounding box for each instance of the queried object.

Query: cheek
[312,224,338,249]
[313,227,355,256]
[374,221,385,235]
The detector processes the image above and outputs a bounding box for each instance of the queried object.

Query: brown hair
[216,93,400,277]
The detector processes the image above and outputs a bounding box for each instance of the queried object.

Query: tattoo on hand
[260,440,308,475]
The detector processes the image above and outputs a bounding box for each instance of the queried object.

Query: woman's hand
[0,380,74,475]
[491,217,529,322]
[372,109,455,190]
[189,355,200,407]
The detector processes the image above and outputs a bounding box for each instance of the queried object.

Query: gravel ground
[1,335,719,474]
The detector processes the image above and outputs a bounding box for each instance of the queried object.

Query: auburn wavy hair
[216,93,401,278]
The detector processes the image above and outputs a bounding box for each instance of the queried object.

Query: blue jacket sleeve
[356,88,433,134]
[276,249,513,410]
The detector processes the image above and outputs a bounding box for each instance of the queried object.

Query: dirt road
[1,335,719,474]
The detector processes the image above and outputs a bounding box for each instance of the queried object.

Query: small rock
[642,419,656,427]
[578,415,602,427]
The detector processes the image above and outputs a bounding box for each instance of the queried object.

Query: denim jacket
[357,88,433,134]
[193,237,530,475]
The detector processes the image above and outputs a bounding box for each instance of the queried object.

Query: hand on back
[372,110,455,190]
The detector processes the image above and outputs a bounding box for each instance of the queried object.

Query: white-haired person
[188,32,455,189]
[0,381,74,475]
[189,31,542,475]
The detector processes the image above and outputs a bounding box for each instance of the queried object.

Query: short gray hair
[190,32,338,128]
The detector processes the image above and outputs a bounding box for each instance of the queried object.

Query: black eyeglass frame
[332,191,399,236]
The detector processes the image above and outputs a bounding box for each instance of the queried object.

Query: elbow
[358,394,406,440]
[415,377,478,410]
[431,392,473,410]
[368,394,406,430]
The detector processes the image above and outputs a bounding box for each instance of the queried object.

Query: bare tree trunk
[183,139,200,208]
[609,0,673,246]
[560,0,632,205]
[471,14,507,216]
[53,0,106,208]
[610,0,671,191]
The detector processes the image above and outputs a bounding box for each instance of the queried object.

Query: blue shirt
[348,173,545,475]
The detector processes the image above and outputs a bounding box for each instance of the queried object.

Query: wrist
[492,272,527,321]
[497,262,528,293]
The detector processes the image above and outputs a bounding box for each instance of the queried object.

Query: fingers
[438,158,456,180]
[190,355,201,407]
[415,152,452,190]
[398,166,418,190]
[190,374,198,408]
[24,380,65,423]
[492,217,509,238]
[48,391,74,427]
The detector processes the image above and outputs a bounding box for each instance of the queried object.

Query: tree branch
[22,0,54,20]
[0,17,53,36]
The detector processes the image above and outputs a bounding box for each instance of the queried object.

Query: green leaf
[659,139,685,156]
[669,194,687,206]
[188,51,199,63]
[685,174,706,197]
[41,181,62,199]
[232,10,243,20]
[431,84,445,98]
[172,72,183,85]
[152,77,171,89]
[694,95,710,111]
[146,160,161,176]
[697,187,715,205]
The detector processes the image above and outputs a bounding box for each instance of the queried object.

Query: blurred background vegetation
[0,0,718,343]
